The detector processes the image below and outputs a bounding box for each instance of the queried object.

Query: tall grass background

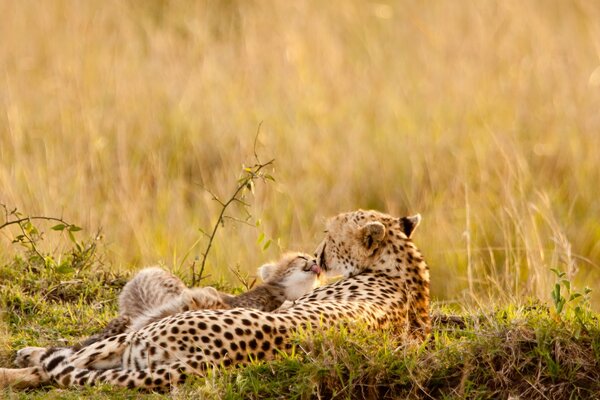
[1,0,600,307]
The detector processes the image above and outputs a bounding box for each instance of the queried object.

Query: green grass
[1,242,599,399]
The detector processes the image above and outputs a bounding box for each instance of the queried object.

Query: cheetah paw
[14,347,46,368]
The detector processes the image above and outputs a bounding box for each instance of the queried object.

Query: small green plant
[550,267,592,322]
[0,204,102,275]
[184,125,276,286]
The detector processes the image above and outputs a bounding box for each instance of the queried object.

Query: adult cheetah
[0,210,430,389]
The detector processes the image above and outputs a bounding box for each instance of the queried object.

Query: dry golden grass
[1,0,600,306]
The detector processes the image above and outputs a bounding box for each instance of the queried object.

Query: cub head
[314,209,422,277]
[257,252,323,301]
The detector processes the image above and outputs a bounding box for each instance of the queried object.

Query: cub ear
[359,221,386,250]
[399,214,421,238]
[257,263,275,281]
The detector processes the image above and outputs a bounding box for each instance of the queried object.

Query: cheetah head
[314,210,421,277]
[258,252,323,300]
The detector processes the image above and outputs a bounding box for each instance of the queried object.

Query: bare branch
[229,264,257,291]
[0,216,74,231]
[189,126,275,286]
[253,121,264,164]
[222,215,254,227]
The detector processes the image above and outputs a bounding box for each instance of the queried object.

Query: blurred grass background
[1,0,600,307]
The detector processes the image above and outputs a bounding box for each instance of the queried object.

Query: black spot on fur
[46,355,65,372]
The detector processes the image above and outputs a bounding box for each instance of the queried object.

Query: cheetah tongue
[311,264,322,276]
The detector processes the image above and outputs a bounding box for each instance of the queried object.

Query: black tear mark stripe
[318,243,327,270]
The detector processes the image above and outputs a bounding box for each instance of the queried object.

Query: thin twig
[193,159,274,285]
[222,215,255,227]
[0,216,72,231]
[229,264,257,290]
[253,121,264,164]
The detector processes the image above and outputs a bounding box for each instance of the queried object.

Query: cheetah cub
[94,253,322,341]
[129,252,323,330]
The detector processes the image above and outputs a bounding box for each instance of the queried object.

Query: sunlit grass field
[2,1,600,310]
[2,1,600,397]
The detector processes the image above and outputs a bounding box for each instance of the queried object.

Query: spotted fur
[0,210,430,389]
[13,253,321,369]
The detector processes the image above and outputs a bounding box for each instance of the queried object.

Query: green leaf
[12,234,25,243]
[51,224,66,231]
[68,225,82,232]
[262,239,272,251]
[56,265,74,274]
[257,232,265,244]
[569,293,582,301]
[556,299,565,314]
[553,283,561,298]
[550,268,565,278]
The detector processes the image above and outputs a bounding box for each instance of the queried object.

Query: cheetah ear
[398,214,421,238]
[358,221,386,250]
[257,263,275,281]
